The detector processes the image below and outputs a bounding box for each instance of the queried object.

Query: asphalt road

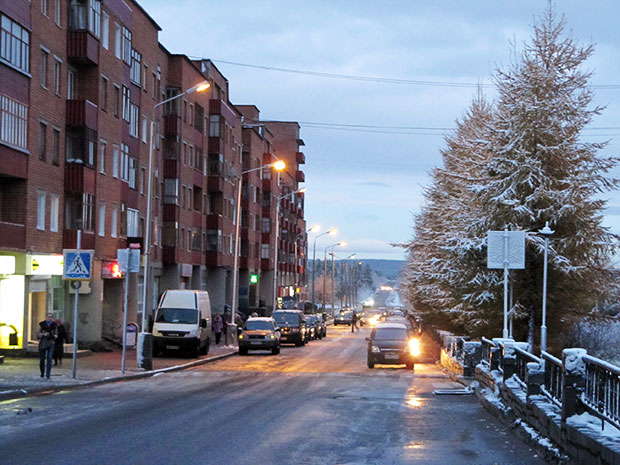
[0,325,547,465]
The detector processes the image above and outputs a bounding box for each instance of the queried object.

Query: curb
[0,349,238,402]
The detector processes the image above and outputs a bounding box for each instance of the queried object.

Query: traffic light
[249,274,259,284]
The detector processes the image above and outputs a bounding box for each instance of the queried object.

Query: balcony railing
[583,354,620,431]
[66,100,98,130]
[0,221,25,250]
[67,30,99,65]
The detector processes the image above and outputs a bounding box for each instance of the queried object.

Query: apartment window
[38,122,47,160]
[0,95,28,150]
[121,85,130,121]
[122,26,131,65]
[209,115,220,137]
[98,203,105,236]
[52,128,60,165]
[112,144,119,177]
[37,191,46,230]
[120,143,130,181]
[164,178,178,204]
[100,76,107,111]
[183,100,187,122]
[53,59,61,95]
[141,115,147,143]
[101,10,109,49]
[130,49,141,85]
[139,166,145,194]
[99,140,106,173]
[88,0,101,37]
[113,84,120,117]
[189,103,194,126]
[50,194,59,232]
[195,104,203,132]
[128,157,137,189]
[129,104,138,137]
[207,230,222,252]
[151,72,157,99]
[54,0,62,26]
[65,193,94,231]
[42,0,48,16]
[261,244,269,259]
[142,64,148,92]
[114,22,121,58]
[127,208,138,236]
[67,68,76,99]
[0,15,30,74]
[111,207,117,237]
[188,230,192,252]
[40,49,49,88]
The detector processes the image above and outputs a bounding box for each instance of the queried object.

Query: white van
[152,290,212,357]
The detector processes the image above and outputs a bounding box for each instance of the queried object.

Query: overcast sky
[145,0,620,260]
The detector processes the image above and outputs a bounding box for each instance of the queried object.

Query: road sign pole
[121,249,130,374]
[72,230,81,379]
[503,228,509,338]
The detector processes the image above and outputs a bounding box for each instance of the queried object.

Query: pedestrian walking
[38,313,57,379]
[351,311,358,333]
[213,314,223,345]
[53,318,68,366]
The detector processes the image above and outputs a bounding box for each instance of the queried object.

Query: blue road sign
[63,249,94,280]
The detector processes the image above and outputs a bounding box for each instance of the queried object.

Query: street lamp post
[231,161,285,326]
[294,225,319,306]
[539,221,554,353]
[138,80,210,370]
[272,187,306,312]
[311,228,336,310]
[324,242,346,314]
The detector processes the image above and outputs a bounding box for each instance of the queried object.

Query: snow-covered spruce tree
[475,4,618,347]
[403,92,498,333]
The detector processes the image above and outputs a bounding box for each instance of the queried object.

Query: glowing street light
[311,228,337,309]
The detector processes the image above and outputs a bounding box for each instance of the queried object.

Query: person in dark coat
[212,314,223,345]
[38,313,57,379]
[351,311,359,333]
[53,318,68,366]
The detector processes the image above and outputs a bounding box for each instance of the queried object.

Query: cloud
[356,181,390,188]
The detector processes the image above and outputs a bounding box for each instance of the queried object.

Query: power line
[206,58,620,90]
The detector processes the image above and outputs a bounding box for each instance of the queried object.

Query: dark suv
[272,310,308,346]
[366,323,419,370]
[238,317,280,355]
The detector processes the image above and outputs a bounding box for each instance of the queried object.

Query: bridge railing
[582,354,620,431]
[541,350,563,406]
[514,346,541,388]
[480,337,496,368]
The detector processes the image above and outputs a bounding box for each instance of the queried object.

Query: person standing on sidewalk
[53,318,68,366]
[213,314,223,345]
[351,311,358,333]
[38,313,57,379]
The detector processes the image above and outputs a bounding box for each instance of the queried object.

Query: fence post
[526,361,544,397]
[502,341,516,381]
[490,346,501,371]
[463,341,481,377]
[562,348,587,421]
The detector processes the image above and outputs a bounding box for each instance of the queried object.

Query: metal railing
[582,354,620,431]
[514,346,541,388]
[541,351,563,406]
[481,337,496,367]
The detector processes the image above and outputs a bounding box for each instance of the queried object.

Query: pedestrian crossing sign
[63,249,94,281]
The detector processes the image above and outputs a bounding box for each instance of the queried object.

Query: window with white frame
[127,208,138,236]
[261,243,270,259]
[53,59,61,95]
[42,0,48,16]
[50,194,59,232]
[67,67,76,99]
[130,49,141,85]
[88,0,100,37]
[129,103,138,137]
[120,143,129,181]
[114,22,121,58]
[55,0,62,26]
[40,48,48,88]
[98,203,105,236]
[99,140,106,173]
[121,85,130,121]
[122,26,131,65]
[141,115,148,143]
[111,207,117,237]
[0,94,28,149]
[128,157,137,189]
[112,144,119,177]
[37,191,46,230]
[0,14,30,74]
[101,10,109,49]
[164,178,178,204]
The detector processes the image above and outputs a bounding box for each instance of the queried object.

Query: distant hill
[359,259,405,280]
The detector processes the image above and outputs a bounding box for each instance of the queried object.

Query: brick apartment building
[0,0,307,353]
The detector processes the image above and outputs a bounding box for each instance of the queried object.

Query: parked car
[272,310,308,346]
[152,290,212,357]
[315,314,327,338]
[238,317,280,355]
[366,322,420,370]
[334,311,352,326]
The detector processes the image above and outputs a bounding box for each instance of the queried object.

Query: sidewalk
[0,343,238,400]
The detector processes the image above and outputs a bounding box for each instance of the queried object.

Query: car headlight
[408,338,421,356]
[238,334,244,339]
[371,345,381,353]
[268,333,275,339]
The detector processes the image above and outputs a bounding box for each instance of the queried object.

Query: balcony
[65,163,96,194]
[162,246,178,264]
[209,99,238,127]
[163,160,179,178]
[67,30,99,65]
[63,229,95,249]
[208,137,224,154]
[164,114,181,137]
[295,170,305,183]
[66,100,98,130]
[207,214,223,229]
[0,221,25,250]
[296,152,305,164]
[207,175,224,193]
[163,204,179,222]
[0,145,28,178]
[261,258,274,271]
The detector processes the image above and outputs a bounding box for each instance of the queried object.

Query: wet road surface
[0,325,547,464]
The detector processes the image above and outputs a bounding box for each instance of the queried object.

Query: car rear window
[374,328,408,340]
